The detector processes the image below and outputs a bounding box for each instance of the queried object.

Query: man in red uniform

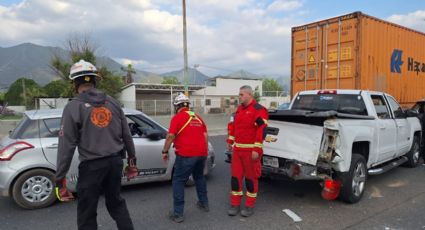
[162,93,209,223]
[227,85,268,217]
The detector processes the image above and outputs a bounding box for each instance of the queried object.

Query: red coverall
[227,100,268,208]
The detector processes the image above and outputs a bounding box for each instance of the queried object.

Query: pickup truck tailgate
[264,120,323,165]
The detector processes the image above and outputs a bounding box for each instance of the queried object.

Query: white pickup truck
[263,89,422,203]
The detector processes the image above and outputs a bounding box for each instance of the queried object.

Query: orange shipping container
[291,11,425,106]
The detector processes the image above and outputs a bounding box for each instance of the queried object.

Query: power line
[197,65,236,73]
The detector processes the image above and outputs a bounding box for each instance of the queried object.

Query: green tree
[0,92,4,104]
[5,78,45,107]
[161,76,180,85]
[262,78,283,97]
[97,67,124,98]
[121,64,136,84]
[43,80,70,98]
[50,33,123,99]
[253,86,261,102]
[23,86,47,109]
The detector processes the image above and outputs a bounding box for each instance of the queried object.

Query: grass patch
[0,114,23,120]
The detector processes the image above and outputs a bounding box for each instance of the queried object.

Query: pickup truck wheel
[403,136,420,168]
[339,154,367,204]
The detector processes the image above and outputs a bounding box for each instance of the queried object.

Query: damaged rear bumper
[261,157,322,180]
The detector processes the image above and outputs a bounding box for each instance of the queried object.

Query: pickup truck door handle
[379,124,386,129]
[46,143,58,149]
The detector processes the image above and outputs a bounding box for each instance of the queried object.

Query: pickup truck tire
[339,154,367,204]
[403,135,420,168]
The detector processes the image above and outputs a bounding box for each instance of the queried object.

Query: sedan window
[19,120,39,139]
[126,115,156,137]
[9,116,29,139]
[40,118,62,138]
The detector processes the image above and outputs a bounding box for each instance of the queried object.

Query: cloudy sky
[0,0,424,76]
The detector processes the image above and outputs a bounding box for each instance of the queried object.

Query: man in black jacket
[55,60,137,230]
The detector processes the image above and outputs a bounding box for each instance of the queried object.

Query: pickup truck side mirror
[405,109,419,117]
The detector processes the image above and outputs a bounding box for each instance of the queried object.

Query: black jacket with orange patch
[55,88,136,181]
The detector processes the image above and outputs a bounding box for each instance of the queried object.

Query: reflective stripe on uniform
[263,119,268,125]
[231,191,243,196]
[234,143,255,148]
[55,187,62,201]
[246,192,257,198]
[254,142,263,148]
[228,136,235,140]
[234,142,263,148]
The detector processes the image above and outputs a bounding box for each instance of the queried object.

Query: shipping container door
[292,16,359,96]
[292,26,322,94]
[321,18,358,90]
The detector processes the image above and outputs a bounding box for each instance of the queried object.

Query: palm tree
[121,64,136,84]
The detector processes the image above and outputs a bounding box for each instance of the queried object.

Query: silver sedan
[0,108,215,209]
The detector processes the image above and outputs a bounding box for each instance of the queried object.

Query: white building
[190,76,263,114]
[191,76,290,112]
[118,77,290,115]
[36,98,70,109]
[118,83,204,115]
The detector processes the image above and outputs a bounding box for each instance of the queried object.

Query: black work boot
[227,205,240,216]
[197,201,210,212]
[168,211,184,223]
[240,207,254,217]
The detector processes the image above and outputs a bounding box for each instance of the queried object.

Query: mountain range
[0,43,289,91]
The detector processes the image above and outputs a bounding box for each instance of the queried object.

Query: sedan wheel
[12,169,57,209]
[21,175,53,203]
[186,175,195,186]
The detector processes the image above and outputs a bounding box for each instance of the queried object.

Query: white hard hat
[69,59,99,80]
[174,93,190,106]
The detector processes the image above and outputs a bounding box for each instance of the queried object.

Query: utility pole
[182,0,189,96]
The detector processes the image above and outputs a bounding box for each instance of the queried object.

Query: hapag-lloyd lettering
[408,57,425,75]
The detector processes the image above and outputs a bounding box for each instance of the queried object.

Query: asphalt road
[1,135,425,230]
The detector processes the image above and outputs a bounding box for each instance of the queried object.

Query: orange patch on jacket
[90,107,112,128]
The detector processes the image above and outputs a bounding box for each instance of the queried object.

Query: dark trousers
[77,155,134,230]
[172,155,208,216]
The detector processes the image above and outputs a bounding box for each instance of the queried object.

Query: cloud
[387,10,425,32]
[117,58,150,67]
[267,0,303,12]
[0,0,301,77]
[245,51,264,61]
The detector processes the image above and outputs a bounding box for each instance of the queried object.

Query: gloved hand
[125,157,138,181]
[162,151,169,164]
[55,178,75,202]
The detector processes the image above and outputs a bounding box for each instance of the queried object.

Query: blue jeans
[172,155,208,216]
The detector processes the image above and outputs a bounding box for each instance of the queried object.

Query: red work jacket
[227,100,268,153]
